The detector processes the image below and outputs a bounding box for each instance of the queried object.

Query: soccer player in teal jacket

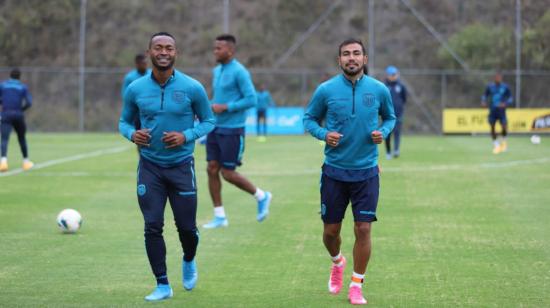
[203,34,272,229]
[119,32,215,301]
[303,39,395,305]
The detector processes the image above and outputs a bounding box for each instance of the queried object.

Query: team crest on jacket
[172,91,186,103]
[363,93,375,106]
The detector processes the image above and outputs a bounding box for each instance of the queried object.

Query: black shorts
[320,174,379,224]
[206,129,245,170]
[257,109,267,119]
[488,108,507,125]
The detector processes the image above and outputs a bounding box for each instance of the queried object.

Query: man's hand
[371,130,383,144]
[212,103,228,114]
[162,131,186,148]
[481,102,487,108]
[325,132,343,147]
[132,129,151,147]
[498,102,506,108]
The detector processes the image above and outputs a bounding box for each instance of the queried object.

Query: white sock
[1,157,6,163]
[350,272,365,288]
[214,206,226,218]
[254,188,266,201]
[331,252,344,267]
[493,140,500,147]
[23,158,30,164]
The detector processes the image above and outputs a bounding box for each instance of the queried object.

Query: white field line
[9,156,550,177]
[0,146,130,177]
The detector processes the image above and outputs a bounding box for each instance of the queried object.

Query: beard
[340,63,363,76]
[151,56,175,71]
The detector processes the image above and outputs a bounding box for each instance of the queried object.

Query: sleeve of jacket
[303,85,328,141]
[226,68,257,112]
[378,86,396,139]
[183,83,216,143]
[118,85,138,142]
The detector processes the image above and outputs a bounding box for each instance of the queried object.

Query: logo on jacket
[395,85,402,93]
[363,93,375,106]
[172,91,186,103]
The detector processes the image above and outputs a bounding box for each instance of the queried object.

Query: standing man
[482,72,512,154]
[0,68,34,172]
[256,83,275,142]
[303,39,395,305]
[119,32,215,301]
[383,66,407,159]
[122,54,151,132]
[203,34,272,229]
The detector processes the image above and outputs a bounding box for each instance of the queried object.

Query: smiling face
[338,43,367,77]
[148,35,177,71]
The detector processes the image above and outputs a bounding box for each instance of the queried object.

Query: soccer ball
[530,135,541,145]
[56,209,82,233]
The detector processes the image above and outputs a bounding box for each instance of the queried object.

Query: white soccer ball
[56,209,82,233]
[530,135,541,145]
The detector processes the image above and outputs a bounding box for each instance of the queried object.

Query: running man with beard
[303,38,395,305]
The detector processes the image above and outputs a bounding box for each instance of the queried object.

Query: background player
[481,72,513,154]
[255,83,275,142]
[119,32,215,301]
[0,68,34,172]
[203,34,272,229]
[122,53,151,131]
[303,39,395,305]
[383,65,407,159]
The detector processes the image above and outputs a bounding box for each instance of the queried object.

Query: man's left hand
[498,102,506,108]
[162,132,186,148]
[212,103,228,114]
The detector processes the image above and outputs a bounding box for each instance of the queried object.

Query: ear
[364,55,368,64]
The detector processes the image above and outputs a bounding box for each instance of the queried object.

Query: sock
[493,140,500,147]
[331,252,344,267]
[23,158,30,163]
[350,272,365,288]
[254,188,266,201]
[214,206,225,218]
[156,274,169,285]
[1,157,6,163]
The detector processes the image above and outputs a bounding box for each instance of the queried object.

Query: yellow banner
[443,108,550,133]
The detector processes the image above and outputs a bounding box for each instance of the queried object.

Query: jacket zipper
[352,82,356,115]
[160,86,165,110]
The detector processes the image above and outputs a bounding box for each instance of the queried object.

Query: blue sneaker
[202,216,228,229]
[257,192,272,222]
[182,259,198,290]
[144,284,173,301]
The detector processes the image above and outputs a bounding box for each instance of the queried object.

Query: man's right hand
[132,129,151,147]
[481,102,487,107]
[325,131,343,147]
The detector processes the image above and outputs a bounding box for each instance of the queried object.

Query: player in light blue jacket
[119,32,215,301]
[303,39,395,305]
[203,34,272,229]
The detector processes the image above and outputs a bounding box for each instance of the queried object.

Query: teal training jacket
[119,70,215,167]
[303,74,396,170]
[211,59,257,128]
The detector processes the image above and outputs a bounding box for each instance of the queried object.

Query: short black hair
[10,68,21,79]
[216,34,236,44]
[338,38,366,56]
[149,32,176,47]
[135,53,146,63]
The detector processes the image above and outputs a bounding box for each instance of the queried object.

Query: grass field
[0,133,549,307]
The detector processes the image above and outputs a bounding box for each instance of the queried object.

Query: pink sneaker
[348,285,367,305]
[328,256,346,294]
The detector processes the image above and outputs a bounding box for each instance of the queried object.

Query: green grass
[0,134,549,307]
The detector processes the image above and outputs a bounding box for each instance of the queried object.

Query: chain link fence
[1,67,549,133]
